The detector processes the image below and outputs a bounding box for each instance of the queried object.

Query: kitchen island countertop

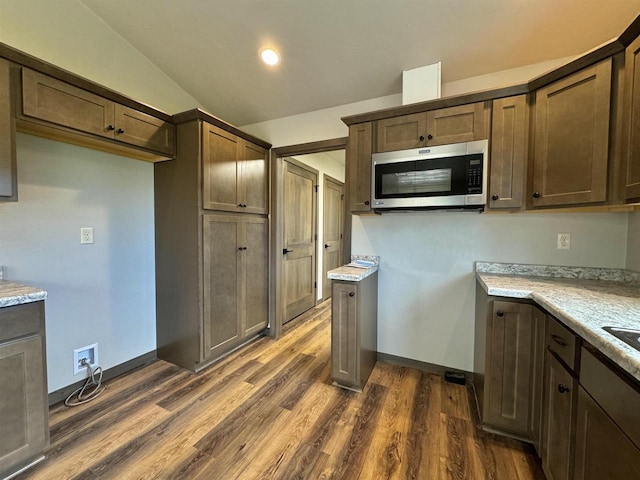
[476,262,640,383]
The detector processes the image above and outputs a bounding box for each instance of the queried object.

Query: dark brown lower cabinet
[484,301,534,436]
[0,301,49,479]
[331,271,377,391]
[573,386,640,480]
[203,214,268,360]
[541,351,577,480]
[474,291,545,443]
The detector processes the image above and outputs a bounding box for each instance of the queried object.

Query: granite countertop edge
[476,270,640,383]
[327,254,380,282]
[0,280,48,308]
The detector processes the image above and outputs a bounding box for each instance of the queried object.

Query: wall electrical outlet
[557,233,571,250]
[73,343,98,375]
[80,227,94,244]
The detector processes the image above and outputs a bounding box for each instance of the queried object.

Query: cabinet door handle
[533,192,541,198]
[427,134,433,140]
[117,128,125,134]
[492,194,499,201]
[419,135,425,141]
[283,248,293,254]
[237,203,247,208]
[496,311,504,317]
[551,334,568,347]
[364,200,370,206]
[557,384,570,394]
[348,292,355,297]
[107,125,115,131]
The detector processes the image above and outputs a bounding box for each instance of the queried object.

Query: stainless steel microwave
[371,139,488,211]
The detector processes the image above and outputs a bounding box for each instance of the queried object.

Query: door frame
[270,137,347,339]
[322,174,344,301]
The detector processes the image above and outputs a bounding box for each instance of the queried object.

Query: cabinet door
[530,307,546,452]
[531,59,611,207]
[202,214,242,359]
[622,36,640,201]
[347,122,373,212]
[242,217,269,336]
[484,301,534,435]
[573,386,640,480]
[541,352,576,480]
[113,104,175,155]
[202,123,241,212]
[376,112,427,152]
[239,140,269,214]
[0,59,16,200]
[22,69,115,138]
[331,282,358,387]
[426,102,489,146]
[489,96,527,209]
[0,335,48,475]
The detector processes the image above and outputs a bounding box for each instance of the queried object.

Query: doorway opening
[271,138,347,337]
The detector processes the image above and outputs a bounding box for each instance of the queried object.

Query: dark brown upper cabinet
[20,68,175,158]
[621,35,640,201]
[489,95,528,209]
[0,58,16,201]
[347,122,373,213]
[530,59,612,208]
[375,102,490,153]
[202,123,268,214]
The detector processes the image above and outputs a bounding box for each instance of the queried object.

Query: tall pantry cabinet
[155,109,271,371]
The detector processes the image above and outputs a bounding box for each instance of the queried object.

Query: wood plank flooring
[17,300,545,480]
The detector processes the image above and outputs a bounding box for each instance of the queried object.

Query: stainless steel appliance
[371,139,488,211]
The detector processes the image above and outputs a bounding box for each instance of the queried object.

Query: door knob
[557,384,570,394]
[324,243,330,249]
[348,292,355,297]
[283,248,293,254]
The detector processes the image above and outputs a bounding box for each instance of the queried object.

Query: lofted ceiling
[81,0,640,126]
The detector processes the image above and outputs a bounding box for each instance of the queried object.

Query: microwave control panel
[466,158,483,193]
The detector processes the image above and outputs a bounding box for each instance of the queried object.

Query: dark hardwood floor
[17,300,545,479]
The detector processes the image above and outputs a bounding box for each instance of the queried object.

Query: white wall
[292,152,345,300]
[0,135,156,392]
[0,0,201,392]
[0,0,201,114]
[627,211,640,271]
[352,212,628,371]
[241,94,402,147]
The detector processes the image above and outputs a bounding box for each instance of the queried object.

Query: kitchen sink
[603,326,640,352]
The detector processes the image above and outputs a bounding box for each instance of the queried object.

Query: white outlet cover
[557,233,571,250]
[80,227,94,244]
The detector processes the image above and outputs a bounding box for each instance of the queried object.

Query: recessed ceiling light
[260,48,280,66]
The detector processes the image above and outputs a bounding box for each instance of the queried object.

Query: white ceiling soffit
[82,0,640,126]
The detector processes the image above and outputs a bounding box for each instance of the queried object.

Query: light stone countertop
[476,263,640,383]
[0,280,48,308]
[328,255,379,282]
